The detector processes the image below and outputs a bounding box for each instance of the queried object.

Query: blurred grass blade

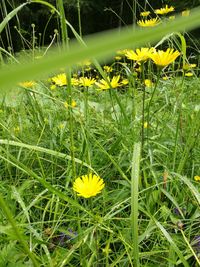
[0,3,27,34]
[131,142,141,267]
[0,7,200,89]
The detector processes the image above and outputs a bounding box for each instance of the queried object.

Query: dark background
[0,0,200,52]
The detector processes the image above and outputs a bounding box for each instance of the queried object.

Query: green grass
[0,70,199,266]
[0,0,200,266]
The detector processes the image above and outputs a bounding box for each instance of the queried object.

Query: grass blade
[131,142,141,267]
[0,3,27,34]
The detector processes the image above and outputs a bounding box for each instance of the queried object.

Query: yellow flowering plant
[155,5,175,15]
[78,77,96,87]
[125,47,155,62]
[96,75,121,90]
[137,18,160,27]
[51,73,79,86]
[140,11,150,17]
[73,173,105,198]
[18,81,36,88]
[149,48,180,67]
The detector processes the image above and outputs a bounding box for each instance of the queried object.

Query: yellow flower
[121,79,129,85]
[169,16,175,20]
[50,85,56,90]
[51,74,79,86]
[73,173,105,198]
[78,59,92,67]
[116,49,128,55]
[185,72,193,77]
[125,47,155,62]
[162,75,170,80]
[96,75,121,90]
[79,77,96,87]
[59,123,65,129]
[71,100,77,107]
[19,81,36,88]
[14,126,20,133]
[143,122,148,128]
[182,10,190,17]
[64,100,77,109]
[183,63,196,70]
[52,73,67,86]
[194,175,200,181]
[144,79,153,88]
[155,5,174,15]
[140,11,150,17]
[71,78,79,86]
[149,48,180,67]
[114,56,122,61]
[103,65,113,73]
[137,18,160,27]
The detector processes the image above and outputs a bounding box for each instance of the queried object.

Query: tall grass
[0,0,200,266]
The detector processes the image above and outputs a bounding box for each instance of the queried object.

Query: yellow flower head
[78,59,92,67]
[121,79,129,85]
[116,49,129,55]
[103,65,113,73]
[140,11,150,17]
[52,73,67,86]
[71,78,79,86]
[169,16,175,20]
[64,100,77,109]
[14,126,20,133]
[125,47,155,62]
[143,122,148,128]
[144,79,153,88]
[19,81,36,88]
[114,56,122,61]
[149,48,180,67]
[162,75,170,80]
[155,5,174,15]
[194,175,200,182]
[79,77,96,87]
[183,63,196,70]
[96,75,121,90]
[185,72,193,77]
[51,74,79,86]
[137,18,160,27]
[73,173,105,198]
[182,10,190,17]
[50,84,56,90]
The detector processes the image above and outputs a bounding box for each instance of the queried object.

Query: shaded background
[0,0,200,53]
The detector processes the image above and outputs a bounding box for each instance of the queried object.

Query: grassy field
[0,1,200,266]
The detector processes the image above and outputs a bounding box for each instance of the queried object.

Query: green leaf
[0,3,28,34]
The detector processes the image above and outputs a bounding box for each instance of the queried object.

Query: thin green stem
[140,63,145,155]
[77,0,82,37]
[172,74,186,171]
[146,68,161,144]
